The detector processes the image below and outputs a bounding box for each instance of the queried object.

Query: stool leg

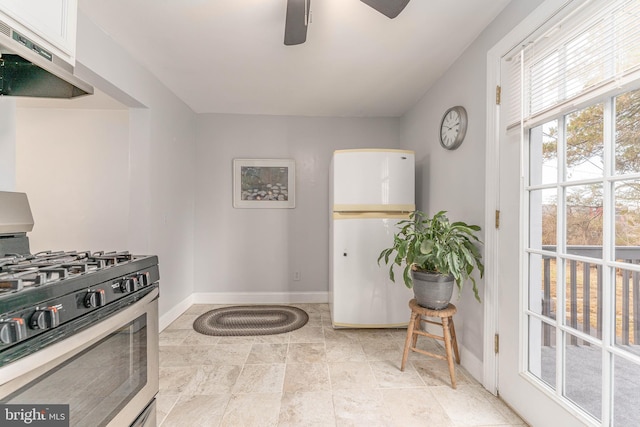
[411,314,420,348]
[401,311,418,371]
[442,316,457,389]
[449,316,460,364]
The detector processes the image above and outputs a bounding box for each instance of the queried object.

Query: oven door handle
[0,287,159,391]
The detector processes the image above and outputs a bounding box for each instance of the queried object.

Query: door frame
[482,0,577,394]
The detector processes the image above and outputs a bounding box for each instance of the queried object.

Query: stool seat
[401,299,460,388]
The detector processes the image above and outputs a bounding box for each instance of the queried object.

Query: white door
[494,1,640,423]
[496,66,586,426]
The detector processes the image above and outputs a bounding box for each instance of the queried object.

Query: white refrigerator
[329,149,415,328]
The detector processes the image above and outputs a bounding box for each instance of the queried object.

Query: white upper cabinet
[0,0,78,64]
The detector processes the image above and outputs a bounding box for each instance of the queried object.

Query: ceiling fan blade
[284,0,311,46]
[360,0,410,19]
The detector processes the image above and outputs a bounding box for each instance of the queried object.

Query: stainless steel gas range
[0,191,159,427]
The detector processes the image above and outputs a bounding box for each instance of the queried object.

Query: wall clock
[439,106,468,150]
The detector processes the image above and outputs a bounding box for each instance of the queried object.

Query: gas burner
[0,275,22,292]
[0,266,69,293]
[90,251,133,266]
[0,250,138,294]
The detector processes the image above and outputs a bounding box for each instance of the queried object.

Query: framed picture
[233,159,296,208]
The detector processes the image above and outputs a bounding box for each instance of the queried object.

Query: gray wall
[194,114,400,298]
[400,0,545,369]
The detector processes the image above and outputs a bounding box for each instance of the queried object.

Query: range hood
[0,18,93,99]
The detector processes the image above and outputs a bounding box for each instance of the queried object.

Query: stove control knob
[0,318,27,344]
[84,289,106,308]
[120,277,136,293]
[137,272,150,287]
[30,307,60,330]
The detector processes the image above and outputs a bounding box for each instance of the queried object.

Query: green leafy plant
[377,210,484,302]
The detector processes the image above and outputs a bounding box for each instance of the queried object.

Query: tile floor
[157,303,527,427]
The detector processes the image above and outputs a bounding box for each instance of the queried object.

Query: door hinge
[494,333,499,354]
[495,209,500,229]
[496,85,501,105]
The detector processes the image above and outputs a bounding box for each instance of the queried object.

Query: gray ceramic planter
[411,270,454,310]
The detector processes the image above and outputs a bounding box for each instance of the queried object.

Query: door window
[525,88,640,425]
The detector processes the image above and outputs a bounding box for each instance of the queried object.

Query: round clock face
[439,106,468,150]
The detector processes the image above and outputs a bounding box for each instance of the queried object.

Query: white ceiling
[77,0,511,117]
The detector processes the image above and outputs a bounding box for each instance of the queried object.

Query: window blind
[505,0,640,129]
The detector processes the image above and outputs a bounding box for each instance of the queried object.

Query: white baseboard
[460,345,483,382]
[190,291,329,304]
[159,294,193,331]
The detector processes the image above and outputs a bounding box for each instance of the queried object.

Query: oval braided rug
[193,305,309,336]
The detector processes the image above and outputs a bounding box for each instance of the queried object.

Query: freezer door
[332,149,415,211]
[331,215,413,327]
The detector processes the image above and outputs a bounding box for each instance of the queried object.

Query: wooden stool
[401,299,460,388]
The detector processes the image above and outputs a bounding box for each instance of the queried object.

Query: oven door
[0,288,159,427]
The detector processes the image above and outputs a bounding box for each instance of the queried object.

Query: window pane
[529,253,557,322]
[614,355,640,427]
[565,260,602,341]
[566,184,603,249]
[529,316,556,388]
[615,89,640,176]
[615,180,640,253]
[565,104,604,181]
[529,120,558,186]
[564,333,601,421]
[615,267,640,356]
[530,188,557,250]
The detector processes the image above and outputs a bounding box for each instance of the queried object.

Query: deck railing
[541,245,640,346]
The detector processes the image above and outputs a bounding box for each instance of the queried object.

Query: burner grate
[91,251,134,266]
[0,250,136,293]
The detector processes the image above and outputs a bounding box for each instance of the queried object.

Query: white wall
[2,4,197,322]
[194,114,400,300]
[0,99,17,191]
[15,108,130,252]
[400,0,545,377]
[60,12,197,320]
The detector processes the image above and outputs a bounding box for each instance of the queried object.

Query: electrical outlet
[293,271,301,281]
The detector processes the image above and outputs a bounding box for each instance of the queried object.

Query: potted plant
[377,210,484,309]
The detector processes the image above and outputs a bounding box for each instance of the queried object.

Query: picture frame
[233,159,296,208]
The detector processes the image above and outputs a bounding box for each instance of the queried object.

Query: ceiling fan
[284,0,410,46]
